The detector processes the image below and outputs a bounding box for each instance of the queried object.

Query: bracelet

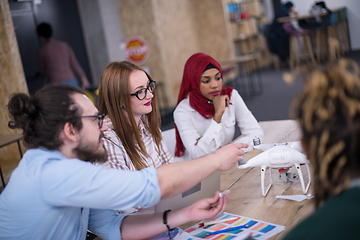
[163,210,174,239]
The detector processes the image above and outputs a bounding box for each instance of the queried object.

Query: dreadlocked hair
[290,59,360,208]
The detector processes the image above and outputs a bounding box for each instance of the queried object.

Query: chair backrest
[339,8,347,21]
[329,12,339,25]
[162,128,190,162]
[162,128,176,157]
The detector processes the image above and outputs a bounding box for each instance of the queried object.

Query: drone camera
[278,168,299,183]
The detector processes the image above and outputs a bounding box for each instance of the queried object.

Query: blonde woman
[98,61,173,170]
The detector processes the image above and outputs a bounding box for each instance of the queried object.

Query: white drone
[237,137,311,197]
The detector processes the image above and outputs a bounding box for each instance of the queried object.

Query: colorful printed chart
[180,212,285,240]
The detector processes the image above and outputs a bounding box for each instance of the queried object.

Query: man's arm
[157,143,246,199]
[120,192,227,240]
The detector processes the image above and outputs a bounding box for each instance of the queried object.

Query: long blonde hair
[98,61,162,170]
[291,59,360,207]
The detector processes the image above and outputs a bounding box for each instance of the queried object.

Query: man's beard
[73,133,108,163]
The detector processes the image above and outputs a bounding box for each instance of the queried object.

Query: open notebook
[127,171,221,214]
[155,171,221,213]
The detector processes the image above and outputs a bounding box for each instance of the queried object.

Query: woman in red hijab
[174,53,263,159]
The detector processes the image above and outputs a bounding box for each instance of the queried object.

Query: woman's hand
[213,95,229,123]
[181,191,228,222]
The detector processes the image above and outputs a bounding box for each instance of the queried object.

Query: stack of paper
[176,212,285,240]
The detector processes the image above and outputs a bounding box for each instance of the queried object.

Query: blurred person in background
[265,1,295,63]
[37,22,90,90]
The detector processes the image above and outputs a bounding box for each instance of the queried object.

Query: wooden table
[220,120,314,239]
[277,7,345,23]
[0,134,23,187]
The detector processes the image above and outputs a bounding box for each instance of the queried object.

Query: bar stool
[315,28,327,62]
[283,21,315,69]
[328,36,340,62]
[337,8,350,53]
[289,33,316,69]
[314,12,340,62]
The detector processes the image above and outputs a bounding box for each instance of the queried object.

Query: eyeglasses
[130,80,156,100]
[76,114,105,128]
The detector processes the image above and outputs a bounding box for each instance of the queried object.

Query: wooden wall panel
[117,0,165,89]
[190,0,232,61]
[117,0,232,107]
[0,0,28,181]
[153,0,200,106]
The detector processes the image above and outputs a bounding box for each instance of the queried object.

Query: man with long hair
[0,85,246,239]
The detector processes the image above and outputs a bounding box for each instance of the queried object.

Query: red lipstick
[144,101,151,106]
[210,91,220,96]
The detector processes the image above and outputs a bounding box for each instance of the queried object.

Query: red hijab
[175,53,233,157]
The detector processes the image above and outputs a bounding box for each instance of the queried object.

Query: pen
[208,101,233,105]
[198,216,237,227]
[219,189,230,198]
[207,225,249,236]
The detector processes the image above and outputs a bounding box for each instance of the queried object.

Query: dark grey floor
[160,50,360,134]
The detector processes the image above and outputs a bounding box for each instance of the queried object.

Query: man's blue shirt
[0,148,161,240]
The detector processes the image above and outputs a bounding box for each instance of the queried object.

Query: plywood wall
[117,0,166,93]
[117,0,232,107]
[0,0,28,181]
[152,0,202,106]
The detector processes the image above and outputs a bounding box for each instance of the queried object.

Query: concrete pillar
[77,0,109,85]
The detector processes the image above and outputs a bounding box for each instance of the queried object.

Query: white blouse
[173,89,264,160]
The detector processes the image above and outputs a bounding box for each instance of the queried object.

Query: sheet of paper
[183,212,285,240]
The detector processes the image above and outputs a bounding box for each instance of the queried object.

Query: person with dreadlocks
[283,59,360,239]
[174,53,263,160]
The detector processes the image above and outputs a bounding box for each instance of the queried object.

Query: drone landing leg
[295,163,311,194]
[261,166,273,197]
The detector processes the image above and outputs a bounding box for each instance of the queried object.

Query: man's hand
[212,143,248,171]
[178,192,228,222]
[120,192,228,239]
